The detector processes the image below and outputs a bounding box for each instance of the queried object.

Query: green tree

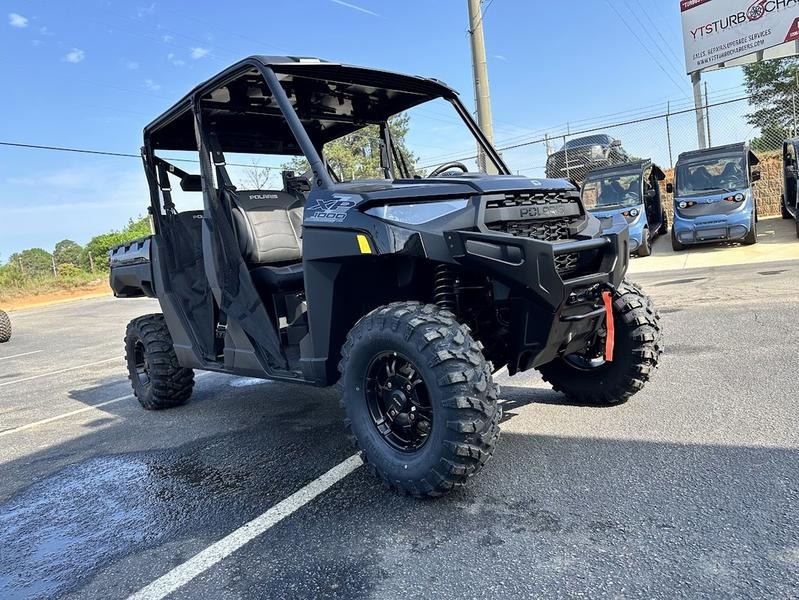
[743,57,799,151]
[8,248,53,277]
[283,113,420,180]
[53,239,83,267]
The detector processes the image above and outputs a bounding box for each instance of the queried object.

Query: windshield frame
[674,153,749,198]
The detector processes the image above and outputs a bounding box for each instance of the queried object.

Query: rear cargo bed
[109,236,155,298]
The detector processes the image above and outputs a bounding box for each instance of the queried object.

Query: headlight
[734,193,745,202]
[629,208,639,217]
[678,201,688,209]
[364,199,469,225]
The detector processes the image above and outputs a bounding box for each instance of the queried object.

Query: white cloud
[167,53,185,67]
[125,60,140,70]
[162,34,173,43]
[493,54,508,62]
[39,25,53,36]
[190,46,209,59]
[8,13,28,28]
[329,0,380,17]
[31,39,43,47]
[137,3,156,17]
[143,79,161,91]
[63,48,85,63]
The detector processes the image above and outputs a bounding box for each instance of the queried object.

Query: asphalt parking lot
[2,256,798,599]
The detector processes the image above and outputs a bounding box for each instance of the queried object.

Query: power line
[633,0,685,67]
[602,0,690,97]
[621,0,686,85]
[0,141,278,171]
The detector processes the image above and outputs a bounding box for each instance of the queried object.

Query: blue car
[581,160,667,257]
[667,143,760,251]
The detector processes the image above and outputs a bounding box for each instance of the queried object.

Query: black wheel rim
[133,340,151,389]
[364,351,432,453]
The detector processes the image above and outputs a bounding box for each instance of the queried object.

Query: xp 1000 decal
[305,195,358,223]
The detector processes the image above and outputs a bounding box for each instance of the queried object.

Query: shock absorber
[434,264,457,313]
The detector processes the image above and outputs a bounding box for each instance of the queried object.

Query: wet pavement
[1,260,798,599]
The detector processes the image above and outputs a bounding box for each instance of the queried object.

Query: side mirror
[666,183,674,194]
[751,170,761,182]
[180,174,203,192]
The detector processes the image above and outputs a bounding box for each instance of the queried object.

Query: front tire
[636,229,652,257]
[0,310,11,343]
[125,314,194,410]
[671,228,685,251]
[538,281,662,406]
[339,302,500,497]
[742,214,758,245]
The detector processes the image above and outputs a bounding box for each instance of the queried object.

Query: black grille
[486,190,579,209]
[487,217,580,277]
[487,216,578,242]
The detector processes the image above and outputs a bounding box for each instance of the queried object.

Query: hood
[333,174,576,203]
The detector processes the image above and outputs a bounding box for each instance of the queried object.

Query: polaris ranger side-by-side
[110,56,662,497]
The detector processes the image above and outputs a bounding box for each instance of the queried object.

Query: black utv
[110,56,662,497]
[780,137,799,237]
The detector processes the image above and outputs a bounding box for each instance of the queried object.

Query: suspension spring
[434,264,457,313]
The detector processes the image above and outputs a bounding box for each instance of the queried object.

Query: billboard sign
[681,0,799,73]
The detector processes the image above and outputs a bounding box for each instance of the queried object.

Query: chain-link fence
[491,94,791,218]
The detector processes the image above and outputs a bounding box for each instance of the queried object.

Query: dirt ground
[2,282,112,311]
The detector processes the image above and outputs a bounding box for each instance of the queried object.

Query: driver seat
[230,191,305,292]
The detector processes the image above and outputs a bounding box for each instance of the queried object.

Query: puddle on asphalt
[0,453,249,599]
[228,377,274,388]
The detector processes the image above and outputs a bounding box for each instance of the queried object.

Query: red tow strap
[602,290,615,362]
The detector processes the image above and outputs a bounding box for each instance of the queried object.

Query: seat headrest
[235,190,303,210]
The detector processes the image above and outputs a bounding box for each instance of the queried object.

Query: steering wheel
[428,161,469,177]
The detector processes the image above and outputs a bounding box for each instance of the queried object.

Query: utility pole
[467,0,496,173]
[704,81,712,148]
[691,71,708,149]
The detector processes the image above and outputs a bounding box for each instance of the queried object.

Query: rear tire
[538,281,662,406]
[636,229,652,257]
[781,195,792,219]
[658,211,668,235]
[339,302,500,497]
[671,228,685,251]
[795,211,799,239]
[0,310,11,343]
[125,314,194,410]
[743,214,758,245]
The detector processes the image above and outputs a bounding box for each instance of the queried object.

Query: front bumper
[672,210,751,245]
[444,218,628,372]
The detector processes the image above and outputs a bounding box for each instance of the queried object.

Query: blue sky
[0,0,746,258]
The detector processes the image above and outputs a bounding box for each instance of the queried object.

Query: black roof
[144,56,457,153]
[583,159,665,181]
[676,143,758,165]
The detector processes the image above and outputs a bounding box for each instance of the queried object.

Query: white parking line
[0,350,43,361]
[0,357,120,387]
[128,454,364,600]
[0,372,214,437]
[0,393,133,437]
